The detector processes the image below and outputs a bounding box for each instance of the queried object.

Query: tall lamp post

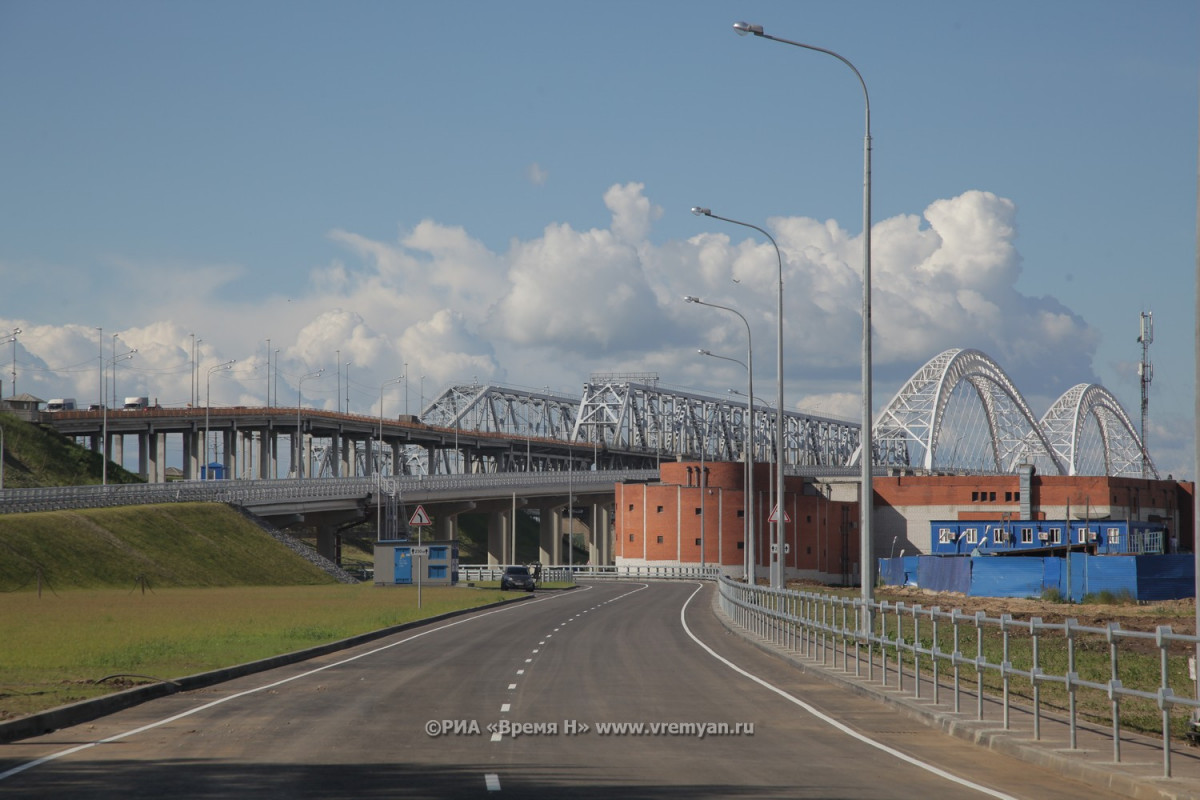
[3,328,21,398]
[102,348,136,486]
[1,423,6,490]
[205,360,236,479]
[691,208,784,588]
[377,376,404,537]
[685,295,755,582]
[296,369,324,478]
[732,22,874,611]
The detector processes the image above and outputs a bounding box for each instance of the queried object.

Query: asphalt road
[0,582,1138,799]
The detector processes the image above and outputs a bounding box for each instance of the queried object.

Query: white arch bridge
[422,351,1154,479]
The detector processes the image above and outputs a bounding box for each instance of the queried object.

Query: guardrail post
[1107,622,1121,763]
[1030,617,1042,740]
[1000,614,1012,730]
[1157,627,1174,778]
[1065,618,1079,749]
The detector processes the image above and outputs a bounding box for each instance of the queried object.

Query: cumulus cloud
[9,185,1101,437]
[526,162,548,186]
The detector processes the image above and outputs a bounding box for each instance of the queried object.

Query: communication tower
[1137,311,1154,479]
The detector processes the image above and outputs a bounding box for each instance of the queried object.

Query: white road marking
[678,584,1020,800]
[485,772,501,790]
[500,703,510,713]
[0,592,565,782]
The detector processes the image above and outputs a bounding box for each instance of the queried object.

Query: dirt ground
[790,582,1198,636]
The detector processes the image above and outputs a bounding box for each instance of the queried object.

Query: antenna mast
[1137,311,1154,478]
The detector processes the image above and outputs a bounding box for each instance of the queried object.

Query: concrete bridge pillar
[487,511,511,566]
[223,430,236,478]
[183,430,199,480]
[257,432,270,479]
[340,433,353,478]
[316,523,340,565]
[146,432,159,483]
[137,432,149,481]
[538,505,562,565]
[112,434,124,472]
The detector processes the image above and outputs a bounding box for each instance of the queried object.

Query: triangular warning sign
[409,505,432,526]
[768,503,790,524]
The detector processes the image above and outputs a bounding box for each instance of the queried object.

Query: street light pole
[296,369,324,478]
[378,376,404,537]
[3,328,21,399]
[103,349,136,486]
[691,209,782,588]
[733,19,874,618]
[205,359,236,479]
[686,295,755,582]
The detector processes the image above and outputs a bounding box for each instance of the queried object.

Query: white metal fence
[718,576,1200,779]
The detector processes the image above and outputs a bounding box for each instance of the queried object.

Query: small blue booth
[373,540,459,586]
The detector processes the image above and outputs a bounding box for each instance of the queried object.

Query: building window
[806,515,812,523]
[737,542,744,550]
[656,505,663,513]
[628,504,634,511]
[1021,527,1033,544]
[965,528,978,544]
[737,509,744,518]
[1049,527,1061,544]
[1004,491,1012,502]
[971,491,979,501]
[656,535,663,544]
[629,534,635,542]
[989,492,996,501]
[695,507,702,515]
[1108,527,1121,545]
[938,528,954,544]
[695,538,701,546]
[1014,491,1020,502]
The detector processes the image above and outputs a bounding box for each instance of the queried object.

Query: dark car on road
[500,565,536,592]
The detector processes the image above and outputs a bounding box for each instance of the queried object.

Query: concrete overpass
[0,470,658,567]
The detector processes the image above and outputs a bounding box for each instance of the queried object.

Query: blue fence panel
[969,557,1047,598]
[1135,554,1194,601]
[1066,555,1136,602]
[877,557,905,587]
[917,556,970,594]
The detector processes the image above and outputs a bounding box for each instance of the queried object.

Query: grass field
[0,583,520,721]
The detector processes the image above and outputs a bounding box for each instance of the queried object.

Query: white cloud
[526,162,548,186]
[8,185,1107,451]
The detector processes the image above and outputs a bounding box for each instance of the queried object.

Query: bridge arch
[869,349,1065,474]
[1039,384,1157,478]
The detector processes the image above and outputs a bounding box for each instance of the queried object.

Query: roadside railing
[459,565,576,585]
[718,576,1200,779]
[0,470,659,515]
[458,564,721,584]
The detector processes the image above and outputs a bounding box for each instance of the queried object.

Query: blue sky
[1,1,1196,477]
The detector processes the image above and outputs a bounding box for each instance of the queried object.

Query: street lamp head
[697,349,711,356]
[732,21,764,36]
[690,206,712,217]
[683,295,701,304]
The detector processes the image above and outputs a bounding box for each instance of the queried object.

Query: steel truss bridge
[39,349,1154,482]
[424,350,1155,479]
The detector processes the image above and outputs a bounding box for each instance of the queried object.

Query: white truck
[123,396,149,410]
[46,398,77,412]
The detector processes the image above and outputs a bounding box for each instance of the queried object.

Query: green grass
[796,592,1195,739]
[0,411,142,488]
[0,504,338,590]
[0,584,521,720]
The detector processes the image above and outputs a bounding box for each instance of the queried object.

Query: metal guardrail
[718,576,1200,779]
[0,470,660,515]
[458,564,721,583]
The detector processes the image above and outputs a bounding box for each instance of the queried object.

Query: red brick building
[613,462,1194,585]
